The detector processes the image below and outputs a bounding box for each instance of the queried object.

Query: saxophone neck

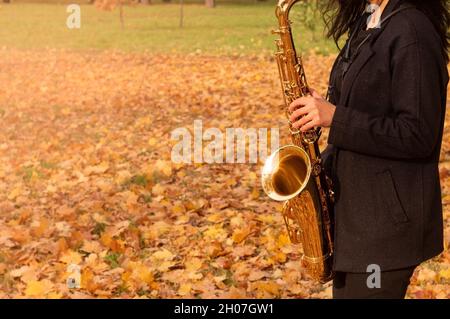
[276,0,301,17]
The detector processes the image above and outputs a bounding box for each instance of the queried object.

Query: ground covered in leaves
[0,49,448,298]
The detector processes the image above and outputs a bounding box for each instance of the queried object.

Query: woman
[289,0,449,298]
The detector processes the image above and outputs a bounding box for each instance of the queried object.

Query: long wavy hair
[321,0,450,62]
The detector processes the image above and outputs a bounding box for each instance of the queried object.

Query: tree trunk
[119,1,124,30]
[205,0,215,8]
[3,0,11,3]
[140,0,151,4]
[179,0,184,28]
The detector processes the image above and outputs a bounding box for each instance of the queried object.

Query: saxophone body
[261,0,335,283]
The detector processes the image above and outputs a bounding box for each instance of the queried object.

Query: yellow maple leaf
[47,292,63,299]
[253,281,280,297]
[250,187,260,199]
[178,283,192,296]
[206,213,223,223]
[134,264,154,286]
[31,217,49,237]
[417,268,437,282]
[124,191,138,207]
[10,265,38,283]
[121,270,131,283]
[248,270,269,282]
[115,170,132,185]
[273,251,287,263]
[155,160,172,177]
[232,229,251,244]
[185,258,203,272]
[203,225,227,241]
[148,137,158,147]
[81,268,97,293]
[60,250,82,265]
[25,279,53,297]
[8,187,21,201]
[85,162,109,175]
[277,233,290,247]
[248,171,257,182]
[172,203,186,214]
[152,249,174,261]
[438,268,450,281]
[151,184,165,196]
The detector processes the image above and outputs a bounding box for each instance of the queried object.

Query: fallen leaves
[25,279,54,297]
[60,250,83,265]
[0,49,447,299]
[84,162,110,176]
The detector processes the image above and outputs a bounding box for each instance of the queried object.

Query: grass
[104,252,122,269]
[0,2,337,54]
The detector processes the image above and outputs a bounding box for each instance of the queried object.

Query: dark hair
[322,0,450,62]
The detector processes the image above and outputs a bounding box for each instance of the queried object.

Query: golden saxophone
[261,0,335,283]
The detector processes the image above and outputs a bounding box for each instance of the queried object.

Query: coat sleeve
[327,41,445,160]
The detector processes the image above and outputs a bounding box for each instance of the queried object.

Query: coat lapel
[338,0,403,106]
[339,45,375,106]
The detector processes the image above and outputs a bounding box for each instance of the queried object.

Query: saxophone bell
[261,145,312,202]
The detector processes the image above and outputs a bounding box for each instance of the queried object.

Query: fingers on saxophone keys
[292,113,314,130]
[289,105,311,123]
[288,96,311,113]
[300,120,319,132]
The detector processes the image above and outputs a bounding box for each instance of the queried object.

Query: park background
[0,0,448,298]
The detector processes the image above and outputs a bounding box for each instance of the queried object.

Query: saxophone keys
[289,126,301,136]
[312,161,322,177]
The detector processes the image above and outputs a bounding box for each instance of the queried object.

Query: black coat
[323,0,449,272]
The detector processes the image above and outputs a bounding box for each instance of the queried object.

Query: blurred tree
[205,0,215,8]
[179,0,184,28]
[119,1,124,29]
[294,0,321,42]
[95,0,139,29]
